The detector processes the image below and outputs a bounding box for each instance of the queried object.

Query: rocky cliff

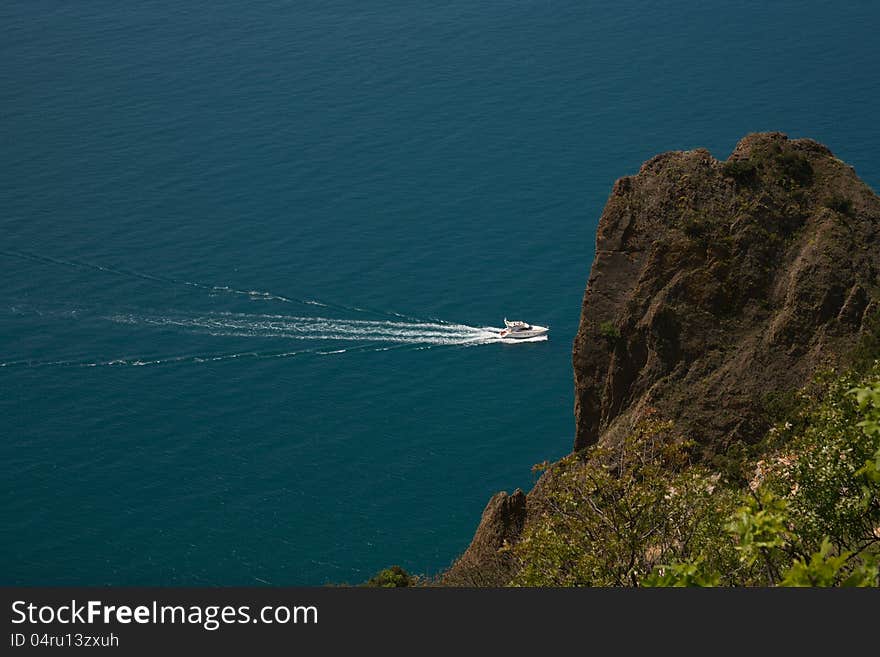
[444,132,880,585]
[572,132,879,454]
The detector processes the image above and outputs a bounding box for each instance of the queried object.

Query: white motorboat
[498,318,549,339]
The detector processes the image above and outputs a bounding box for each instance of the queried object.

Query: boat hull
[499,325,549,339]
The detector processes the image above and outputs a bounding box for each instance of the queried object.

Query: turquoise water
[2,1,878,584]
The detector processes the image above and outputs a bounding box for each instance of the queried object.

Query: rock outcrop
[573,132,879,455]
[442,489,526,585]
[444,133,880,585]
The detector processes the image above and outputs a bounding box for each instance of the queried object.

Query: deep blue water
[2,0,878,585]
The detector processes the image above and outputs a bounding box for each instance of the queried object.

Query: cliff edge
[444,132,880,585]
[573,132,879,454]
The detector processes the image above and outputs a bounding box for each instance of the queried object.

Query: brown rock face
[573,132,880,453]
[442,489,526,586]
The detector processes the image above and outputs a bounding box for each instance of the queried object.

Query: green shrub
[502,362,880,587]
[760,388,803,429]
[598,321,621,345]
[509,419,738,586]
[722,159,758,185]
[776,150,814,187]
[851,312,880,372]
[681,213,713,239]
[364,565,412,588]
[644,367,880,587]
[782,538,878,587]
[824,195,854,215]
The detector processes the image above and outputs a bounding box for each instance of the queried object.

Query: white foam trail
[497,335,549,344]
[106,310,507,346]
[0,314,545,371]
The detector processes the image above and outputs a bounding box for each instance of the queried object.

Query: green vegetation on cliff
[363,565,414,588]
[508,364,880,587]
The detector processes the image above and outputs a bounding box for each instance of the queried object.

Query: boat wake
[1,249,547,370]
[107,311,538,347]
[0,310,545,370]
